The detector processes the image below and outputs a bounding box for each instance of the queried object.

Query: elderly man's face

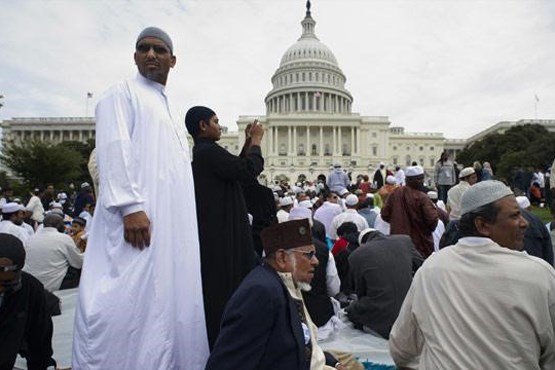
[134,36,176,85]
[481,196,528,250]
[285,245,319,287]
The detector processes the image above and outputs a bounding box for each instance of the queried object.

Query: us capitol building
[2,2,554,184]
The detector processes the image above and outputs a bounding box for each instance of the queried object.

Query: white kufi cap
[460,180,513,216]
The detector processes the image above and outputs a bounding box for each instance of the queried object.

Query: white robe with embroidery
[73,74,209,369]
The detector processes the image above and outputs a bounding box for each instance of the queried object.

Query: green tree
[0,140,85,188]
[456,124,555,183]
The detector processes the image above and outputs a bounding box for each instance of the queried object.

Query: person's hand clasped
[123,211,151,249]
[249,119,264,145]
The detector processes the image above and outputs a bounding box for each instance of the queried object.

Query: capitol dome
[265,1,353,116]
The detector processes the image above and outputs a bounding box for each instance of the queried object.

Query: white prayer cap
[516,196,531,209]
[81,182,91,189]
[345,194,359,207]
[459,167,476,179]
[2,202,24,213]
[333,162,342,168]
[279,197,293,207]
[379,161,385,166]
[339,188,350,196]
[366,193,374,198]
[427,191,438,200]
[57,192,68,200]
[386,175,396,185]
[50,202,63,209]
[358,227,378,245]
[460,180,514,216]
[291,186,303,194]
[288,206,312,221]
[298,200,313,209]
[405,166,424,177]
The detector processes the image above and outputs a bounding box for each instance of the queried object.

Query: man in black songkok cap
[0,233,57,370]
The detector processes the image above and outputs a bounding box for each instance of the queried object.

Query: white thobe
[23,227,83,291]
[0,220,30,243]
[390,237,555,369]
[73,74,209,369]
[313,201,343,238]
[446,181,471,220]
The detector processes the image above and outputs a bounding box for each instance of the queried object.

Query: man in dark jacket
[0,233,56,370]
[347,230,423,339]
[185,106,264,349]
[206,219,345,370]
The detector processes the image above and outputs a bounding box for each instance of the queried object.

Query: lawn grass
[530,205,552,223]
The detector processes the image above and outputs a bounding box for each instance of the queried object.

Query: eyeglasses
[136,43,169,54]
[289,249,316,260]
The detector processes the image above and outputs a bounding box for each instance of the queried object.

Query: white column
[332,127,337,155]
[79,130,83,142]
[274,127,278,155]
[40,131,44,141]
[306,126,310,156]
[356,127,360,155]
[319,126,323,157]
[351,127,355,156]
[293,126,297,155]
[288,126,292,154]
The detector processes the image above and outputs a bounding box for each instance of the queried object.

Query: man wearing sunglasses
[0,233,57,370]
[73,27,208,369]
[206,219,348,369]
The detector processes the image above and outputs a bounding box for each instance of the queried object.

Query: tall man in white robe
[73,27,209,369]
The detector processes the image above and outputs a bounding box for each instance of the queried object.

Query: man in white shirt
[390,180,555,369]
[329,194,369,240]
[314,191,343,239]
[23,213,83,292]
[276,196,293,223]
[0,203,29,244]
[446,167,477,220]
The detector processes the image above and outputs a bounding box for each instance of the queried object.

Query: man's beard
[297,282,312,292]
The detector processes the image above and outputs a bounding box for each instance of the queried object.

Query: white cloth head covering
[345,194,359,206]
[2,202,24,213]
[427,191,438,200]
[460,180,513,216]
[279,197,293,207]
[405,166,424,177]
[288,206,313,226]
[459,167,476,179]
[385,175,396,185]
[358,227,378,245]
[339,188,350,196]
[516,195,531,209]
[298,200,313,209]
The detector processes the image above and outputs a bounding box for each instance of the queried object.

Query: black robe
[191,138,264,349]
[0,272,56,370]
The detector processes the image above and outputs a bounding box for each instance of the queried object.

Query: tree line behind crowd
[1,124,553,195]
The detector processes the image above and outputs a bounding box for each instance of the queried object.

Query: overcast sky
[1,0,554,139]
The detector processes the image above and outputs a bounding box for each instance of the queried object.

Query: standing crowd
[1,26,555,370]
